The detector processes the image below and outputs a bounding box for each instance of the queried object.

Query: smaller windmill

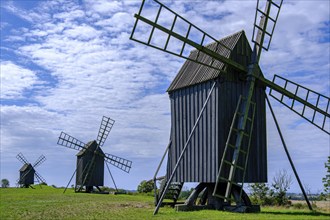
[57,116,132,193]
[16,153,46,188]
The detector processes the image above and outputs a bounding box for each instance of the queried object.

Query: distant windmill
[130,0,329,214]
[57,116,132,193]
[16,153,46,188]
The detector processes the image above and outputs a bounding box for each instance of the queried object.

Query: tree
[248,183,273,205]
[271,169,292,206]
[1,179,10,188]
[322,156,330,198]
[137,180,154,193]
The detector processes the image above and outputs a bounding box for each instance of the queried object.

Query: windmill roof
[19,163,33,172]
[167,30,247,92]
[76,140,105,157]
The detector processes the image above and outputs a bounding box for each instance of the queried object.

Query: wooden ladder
[213,95,256,204]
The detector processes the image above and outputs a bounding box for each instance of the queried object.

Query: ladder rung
[215,194,234,202]
[219,176,236,184]
[227,143,247,155]
[240,149,247,155]
[218,177,243,189]
[228,143,236,149]
[236,112,253,122]
[243,131,250,137]
[223,160,245,171]
[232,128,250,138]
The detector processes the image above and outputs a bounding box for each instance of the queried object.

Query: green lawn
[0,186,329,220]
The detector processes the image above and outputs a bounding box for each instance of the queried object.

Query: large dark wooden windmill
[57,116,132,193]
[16,153,46,188]
[130,0,330,214]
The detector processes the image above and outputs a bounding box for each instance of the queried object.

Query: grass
[1,186,329,220]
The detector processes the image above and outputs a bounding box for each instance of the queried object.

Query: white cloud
[53,9,85,22]
[0,61,39,99]
[63,24,102,41]
[85,0,123,15]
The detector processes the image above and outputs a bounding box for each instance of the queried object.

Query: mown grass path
[0,187,329,219]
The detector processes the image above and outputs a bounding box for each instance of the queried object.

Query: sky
[0,0,329,194]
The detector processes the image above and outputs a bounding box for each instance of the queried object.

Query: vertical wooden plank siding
[167,80,267,183]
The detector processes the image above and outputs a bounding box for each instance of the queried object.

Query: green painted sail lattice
[270,75,330,134]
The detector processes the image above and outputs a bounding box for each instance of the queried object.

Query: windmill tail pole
[106,162,118,192]
[63,168,77,194]
[266,95,313,211]
[153,81,217,215]
[153,140,171,204]
[64,158,84,194]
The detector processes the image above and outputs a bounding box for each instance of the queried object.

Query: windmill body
[19,164,35,187]
[76,141,105,187]
[167,31,267,184]
[57,116,132,193]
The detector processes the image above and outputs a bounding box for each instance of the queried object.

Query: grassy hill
[0,186,329,220]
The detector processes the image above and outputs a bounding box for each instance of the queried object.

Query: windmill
[16,153,46,188]
[130,0,329,214]
[57,116,132,193]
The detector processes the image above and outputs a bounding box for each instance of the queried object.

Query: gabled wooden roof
[167,30,250,92]
[20,163,33,172]
[76,140,104,157]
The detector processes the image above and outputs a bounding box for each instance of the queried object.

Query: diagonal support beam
[153,140,171,204]
[266,95,313,211]
[106,162,118,192]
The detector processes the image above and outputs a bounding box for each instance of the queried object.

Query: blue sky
[0,0,329,194]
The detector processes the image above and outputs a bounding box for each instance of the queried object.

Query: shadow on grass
[262,210,330,217]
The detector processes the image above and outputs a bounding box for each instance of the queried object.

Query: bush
[271,169,292,206]
[292,202,304,209]
[249,170,293,207]
[137,180,154,193]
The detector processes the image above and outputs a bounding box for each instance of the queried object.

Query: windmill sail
[57,132,86,151]
[33,155,46,168]
[130,0,247,73]
[96,116,115,148]
[252,0,283,55]
[104,153,132,173]
[35,171,46,183]
[269,75,330,134]
[16,152,29,164]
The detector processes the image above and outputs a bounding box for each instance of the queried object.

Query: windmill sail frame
[57,116,132,193]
